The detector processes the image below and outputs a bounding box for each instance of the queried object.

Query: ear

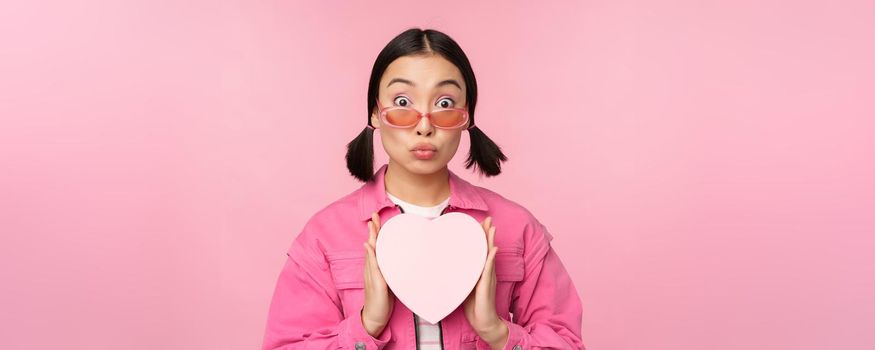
[370,109,381,129]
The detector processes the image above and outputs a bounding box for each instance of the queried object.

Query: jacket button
[513,345,521,350]
[355,341,365,350]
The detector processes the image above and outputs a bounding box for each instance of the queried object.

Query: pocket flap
[494,248,525,281]
[326,251,365,289]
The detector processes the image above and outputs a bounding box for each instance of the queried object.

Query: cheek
[379,131,408,156]
[439,134,463,155]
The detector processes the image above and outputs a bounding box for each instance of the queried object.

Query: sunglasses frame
[375,98,470,130]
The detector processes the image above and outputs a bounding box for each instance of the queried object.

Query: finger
[368,220,377,246]
[491,246,498,279]
[365,238,373,258]
[481,216,492,232]
[488,226,496,249]
[363,242,371,283]
[372,212,382,233]
[482,245,497,279]
[367,242,387,285]
[365,240,378,276]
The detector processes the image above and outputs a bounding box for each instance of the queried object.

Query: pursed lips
[411,143,437,152]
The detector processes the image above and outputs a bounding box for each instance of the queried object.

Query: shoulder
[476,186,535,218]
[469,184,554,244]
[286,186,364,258]
[306,189,361,229]
[468,184,556,275]
[473,185,544,226]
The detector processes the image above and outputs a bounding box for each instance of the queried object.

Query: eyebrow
[386,78,462,90]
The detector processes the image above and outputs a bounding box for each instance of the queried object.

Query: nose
[414,111,435,136]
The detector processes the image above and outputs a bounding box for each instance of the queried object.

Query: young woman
[262,28,585,350]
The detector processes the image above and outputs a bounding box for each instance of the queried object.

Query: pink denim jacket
[263,163,585,350]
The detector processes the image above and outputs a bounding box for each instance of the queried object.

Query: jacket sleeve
[262,228,393,350]
[476,220,586,350]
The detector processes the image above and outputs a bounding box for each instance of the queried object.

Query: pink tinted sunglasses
[368,99,472,130]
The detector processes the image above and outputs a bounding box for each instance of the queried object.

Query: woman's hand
[361,211,395,337]
[463,216,509,350]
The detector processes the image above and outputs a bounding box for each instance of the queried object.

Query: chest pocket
[493,247,525,319]
[326,250,365,318]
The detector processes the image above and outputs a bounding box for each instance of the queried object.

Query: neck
[384,161,451,207]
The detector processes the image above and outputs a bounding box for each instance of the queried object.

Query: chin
[402,157,449,174]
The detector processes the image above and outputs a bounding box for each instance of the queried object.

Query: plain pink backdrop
[1,1,873,349]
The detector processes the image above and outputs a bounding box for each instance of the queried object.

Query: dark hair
[345,27,508,182]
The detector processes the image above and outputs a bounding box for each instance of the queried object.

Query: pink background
[2,1,873,349]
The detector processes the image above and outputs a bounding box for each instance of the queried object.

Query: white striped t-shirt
[386,191,450,350]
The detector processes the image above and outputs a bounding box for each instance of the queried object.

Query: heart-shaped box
[375,212,487,324]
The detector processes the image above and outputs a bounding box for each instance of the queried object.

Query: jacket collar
[359,163,489,221]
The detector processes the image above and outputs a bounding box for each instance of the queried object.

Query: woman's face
[371,54,469,176]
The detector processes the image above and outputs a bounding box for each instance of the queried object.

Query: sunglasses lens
[385,109,419,127]
[431,110,466,128]
[384,108,467,128]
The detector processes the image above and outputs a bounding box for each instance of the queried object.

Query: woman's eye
[393,96,411,107]
[436,97,455,108]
